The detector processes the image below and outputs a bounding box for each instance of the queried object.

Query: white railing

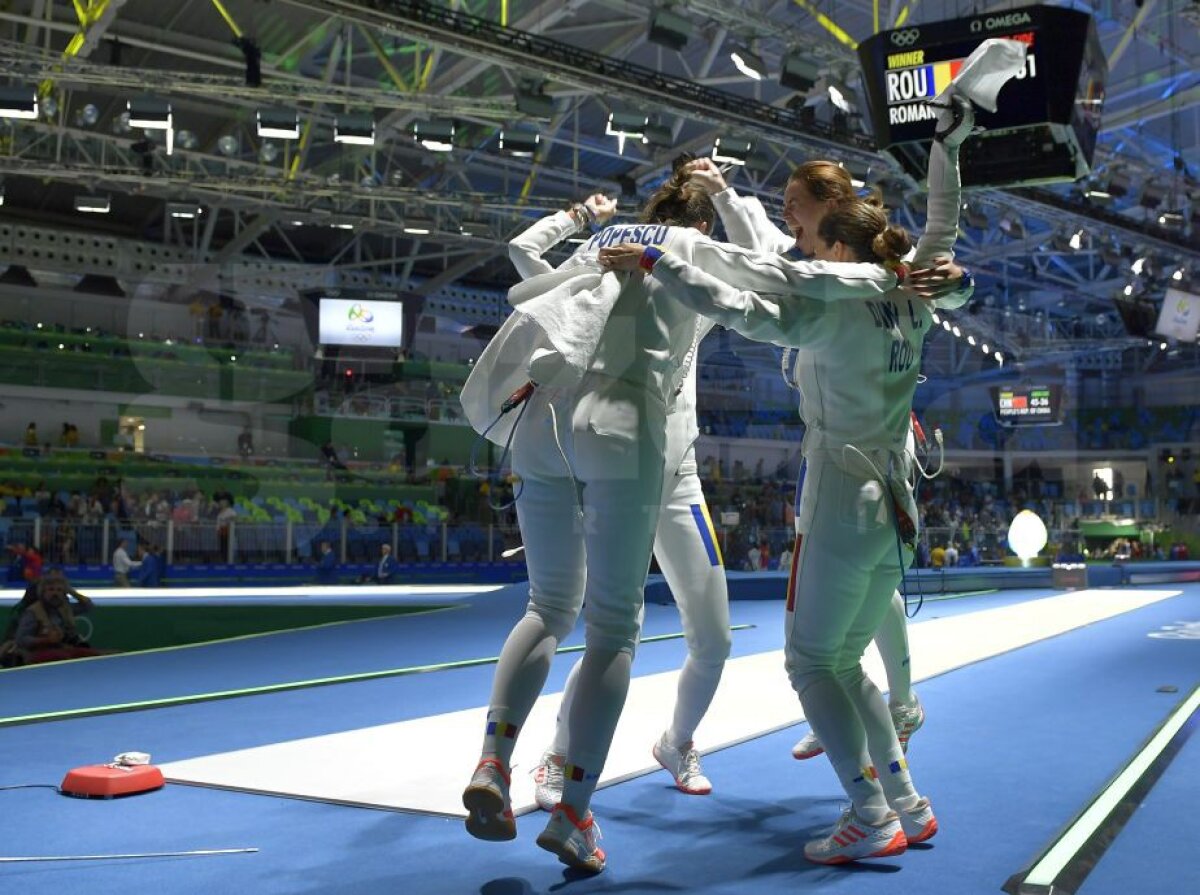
[9,517,524,566]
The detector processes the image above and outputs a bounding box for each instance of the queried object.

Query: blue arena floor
[1,580,1196,894]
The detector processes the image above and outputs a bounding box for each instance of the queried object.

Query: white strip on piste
[1021,683,1200,889]
[0,584,504,602]
[162,588,1182,817]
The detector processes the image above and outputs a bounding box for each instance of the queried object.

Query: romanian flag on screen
[931,59,965,95]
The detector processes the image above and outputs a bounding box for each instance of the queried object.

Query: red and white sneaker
[803,808,907,865]
[794,694,925,760]
[462,758,515,842]
[652,733,712,795]
[897,796,938,844]
[531,750,566,812]
[791,728,824,760]
[536,804,605,874]
[891,695,925,753]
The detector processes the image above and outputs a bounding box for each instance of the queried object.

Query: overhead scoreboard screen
[858,4,1106,186]
[872,20,1041,144]
[991,384,1063,427]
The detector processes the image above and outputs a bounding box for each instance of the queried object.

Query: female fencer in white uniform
[689,159,940,761]
[460,168,902,874]
[505,178,732,807]
[599,94,978,864]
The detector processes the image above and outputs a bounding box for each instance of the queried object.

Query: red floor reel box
[61,753,165,799]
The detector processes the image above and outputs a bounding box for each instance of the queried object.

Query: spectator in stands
[943,542,959,568]
[316,541,338,584]
[1107,537,1132,560]
[1091,472,1107,501]
[7,570,100,665]
[238,428,255,457]
[321,440,347,479]
[136,544,163,587]
[23,422,38,447]
[4,568,93,645]
[360,543,399,585]
[746,541,762,571]
[778,543,793,575]
[7,543,43,584]
[172,496,197,524]
[111,538,141,587]
[206,301,223,339]
[216,499,237,560]
[930,543,947,569]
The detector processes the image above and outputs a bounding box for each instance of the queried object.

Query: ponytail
[871,225,913,267]
[817,201,913,265]
[640,163,716,230]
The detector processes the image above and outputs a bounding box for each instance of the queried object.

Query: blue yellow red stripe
[852,766,879,783]
[785,534,803,612]
[486,720,518,739]
[690,503,723,567]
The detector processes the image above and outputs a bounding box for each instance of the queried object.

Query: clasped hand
[902,257,966,301]
[598,244,644,272]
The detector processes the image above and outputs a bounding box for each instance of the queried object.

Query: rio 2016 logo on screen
[319,298,403,347]
[347,303,374,323]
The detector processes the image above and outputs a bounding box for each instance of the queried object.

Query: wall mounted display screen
[317,297,405,348]
[992,383,1063,426]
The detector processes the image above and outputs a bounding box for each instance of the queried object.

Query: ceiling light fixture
[648,8,694,52]
[606,110,648,154]
[712,137,753,167]
[127,96,173,154]
[0,85,37,119]
[334,114,376,146]
[730,46,765,81]
[499,129,540,158]
[75,195,111,214]
[257,108,299,140]
[167,203,202,219]
[413,120,455,152]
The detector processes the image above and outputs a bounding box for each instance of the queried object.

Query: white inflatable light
[1008,509,1048,564]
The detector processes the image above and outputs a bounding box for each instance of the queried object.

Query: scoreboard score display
[991,384,1063,427]
[858,4,1106,187]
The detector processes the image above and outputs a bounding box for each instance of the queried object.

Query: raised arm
[912,140,962,268]
[508,194,617,280]
[907,92,985,309]
[688,159,794,254]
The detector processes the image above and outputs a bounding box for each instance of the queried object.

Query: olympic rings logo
[890,28,921,47]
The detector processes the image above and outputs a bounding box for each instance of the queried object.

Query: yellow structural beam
[42,0,120,95]
[893,1,921,29]
[209,0,244,40]
[1108,0,1157,70]
[790,0,858,50]
[359,25,412,93]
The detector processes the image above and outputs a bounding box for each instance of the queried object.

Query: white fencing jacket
[460,213,897,452]
[650,140,973,457]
